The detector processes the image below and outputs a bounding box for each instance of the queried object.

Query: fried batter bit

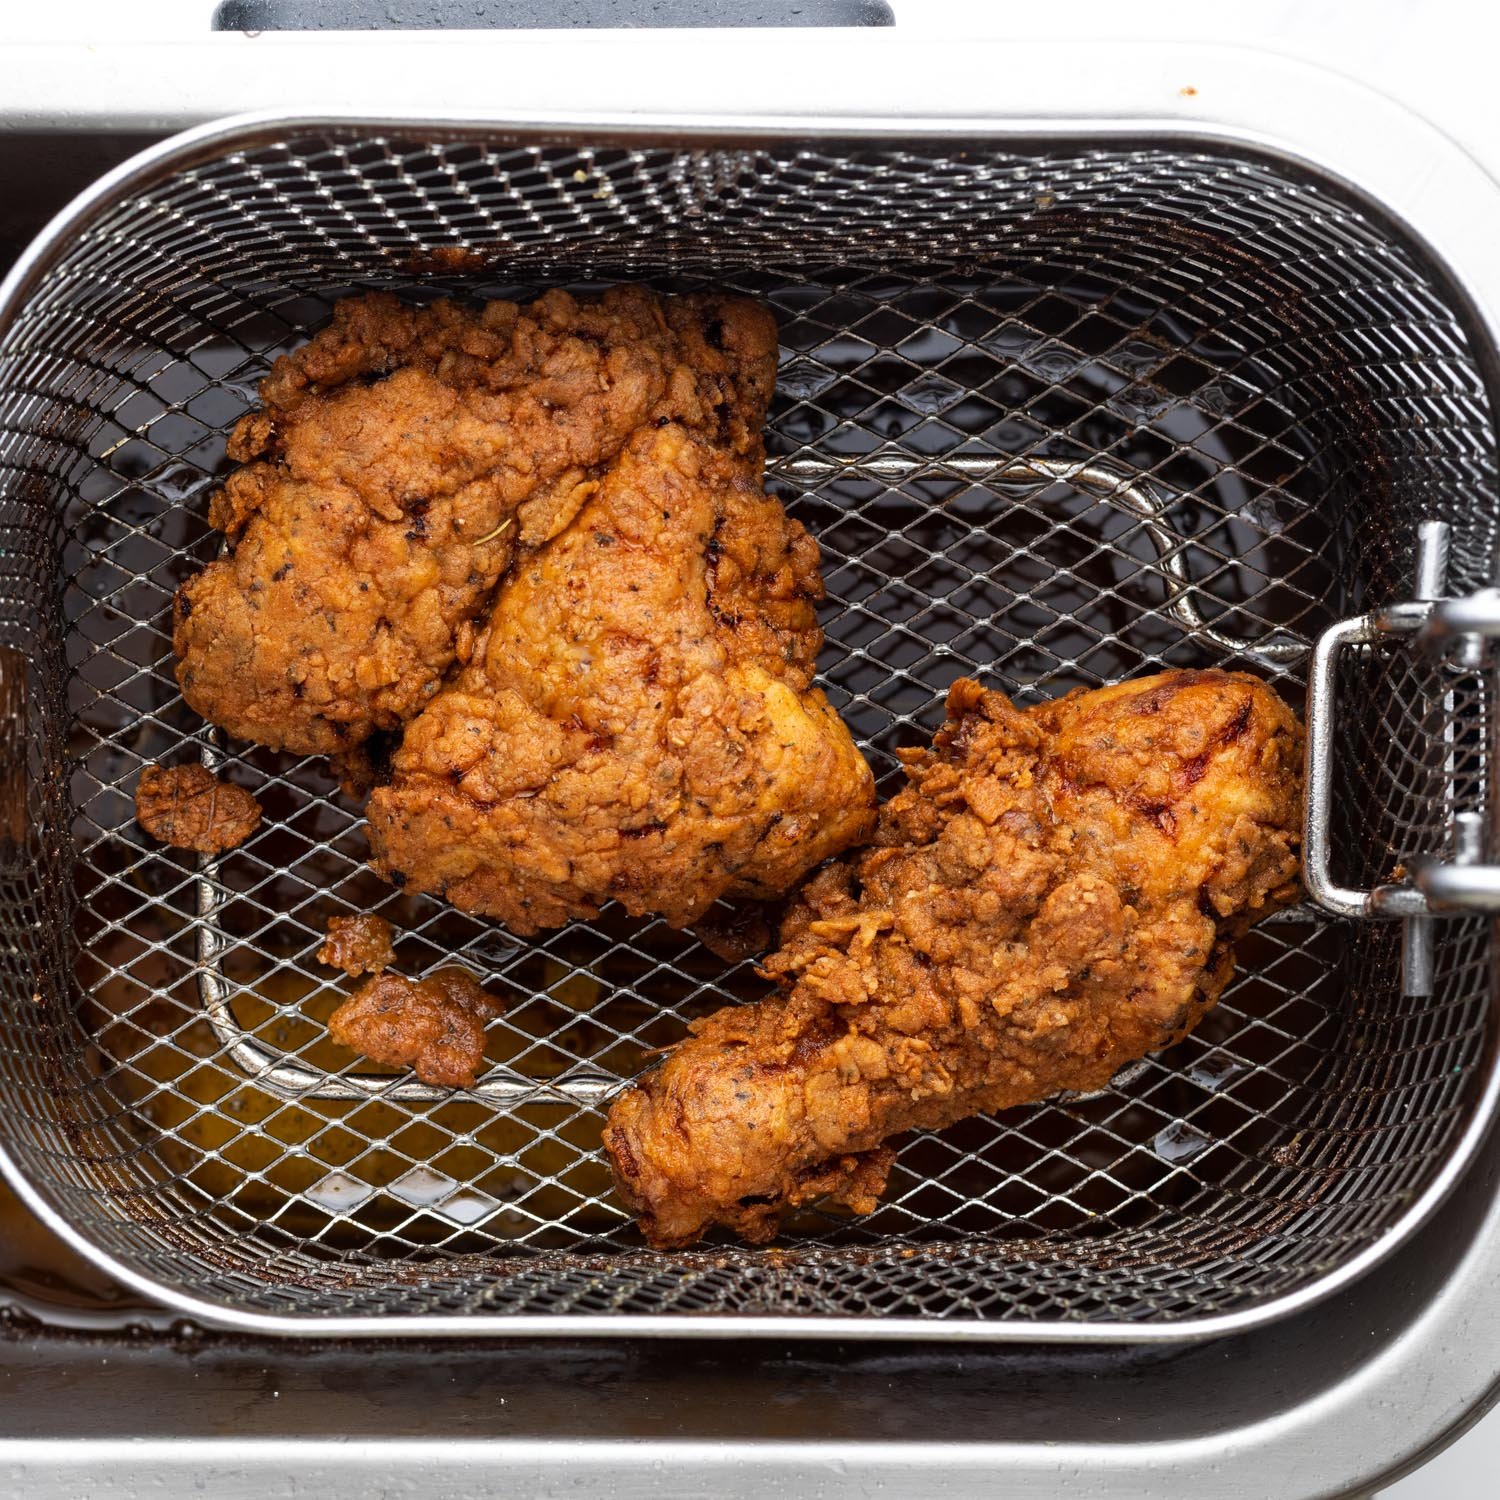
[134,764,262,854]
[317,914,395,978]
[366,423,877,935]
[328,967,501,1089]
[174,288,777,754]
[603,670,1304,1248]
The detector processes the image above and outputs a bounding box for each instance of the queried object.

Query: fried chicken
[603,670,1304,1248]
[365,423,877,935]
[328,967,501,1088]
[174,287,777,754]
[134,764,262,854]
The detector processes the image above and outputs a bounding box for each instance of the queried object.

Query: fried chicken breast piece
[134,764,262,854]
[174,288,777,754]
[603,670,1304,1248]
[365,423,877,935]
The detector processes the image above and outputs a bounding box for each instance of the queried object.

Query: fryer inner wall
[0,131,1494,1326]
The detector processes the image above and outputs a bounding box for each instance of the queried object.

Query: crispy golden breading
[134,764,262,854]
[174,288,777,754]
[316,914,395,978]
[327,967,501,1088]
[365,424,877,935]
[603,670,1304,1248]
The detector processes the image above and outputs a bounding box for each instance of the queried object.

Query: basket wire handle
[990,456,1309,666]
[1304,519,1500,924]
[775,451,1310,666]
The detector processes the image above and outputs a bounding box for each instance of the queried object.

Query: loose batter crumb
[317,914,396,978]
[134,764,261,854]
[328,968,502,1088]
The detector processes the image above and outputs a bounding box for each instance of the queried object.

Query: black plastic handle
[214,0,893,28]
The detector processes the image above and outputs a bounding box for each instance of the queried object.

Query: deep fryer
[2,3,1500,1494]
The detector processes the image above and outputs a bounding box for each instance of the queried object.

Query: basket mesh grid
[0,129,1495,1326]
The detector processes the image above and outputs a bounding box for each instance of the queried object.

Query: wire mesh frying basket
[0,118,1498,1338]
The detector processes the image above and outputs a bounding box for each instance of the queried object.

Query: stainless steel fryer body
[1,87,1499,1347]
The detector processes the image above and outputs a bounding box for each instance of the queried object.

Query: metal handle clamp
[1304,522,1498,922]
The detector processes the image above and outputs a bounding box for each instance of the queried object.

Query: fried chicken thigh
[604,670,1303,1248]
[174,288,776,754]
[365,423,877,934]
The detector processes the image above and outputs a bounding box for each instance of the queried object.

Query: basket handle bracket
[1305,520,1499,924]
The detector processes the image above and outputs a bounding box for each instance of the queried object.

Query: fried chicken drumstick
[366,423,877,934]
[174,288,776,754]
[603,669,1303,1248]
